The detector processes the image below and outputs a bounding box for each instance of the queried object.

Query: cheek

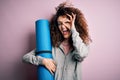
[58,27,62,32]
[66,24,71,29]
[68,25,71,29]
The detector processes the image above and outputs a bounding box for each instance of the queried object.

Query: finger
[47,60,56,71]
[46,64,54,75]
[72,13,76,21]
[51,65,56,72]
[44,59,56,75]
[66,13,76,27]
[52,68,56,72]
[49,68,54,75]
[50,62,56,72]
[49,59,56,67]
[50,59,56,64]
[66,14,72,21]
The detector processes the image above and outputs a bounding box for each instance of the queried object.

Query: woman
[23,2,91,80]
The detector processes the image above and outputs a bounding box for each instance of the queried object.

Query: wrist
[71,26,76,33]
[42,58,46,65]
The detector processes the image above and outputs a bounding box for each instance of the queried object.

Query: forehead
[57,15,70,22]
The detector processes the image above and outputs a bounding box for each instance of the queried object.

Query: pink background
[0,0,120,80]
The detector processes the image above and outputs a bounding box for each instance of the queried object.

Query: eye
[65,21,71,25]
[65,21,70,24]
[57,22,62,26]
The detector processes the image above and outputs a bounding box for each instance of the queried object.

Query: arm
[22,49,56,74]
[71,27,89,58]
[22,49,44,66]
[67,13,89,58]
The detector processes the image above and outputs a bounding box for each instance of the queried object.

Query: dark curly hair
[50,2,91,47]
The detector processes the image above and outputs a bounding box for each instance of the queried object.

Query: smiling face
[57,15,72,39]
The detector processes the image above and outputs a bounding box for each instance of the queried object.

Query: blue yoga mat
[35,19,54,80]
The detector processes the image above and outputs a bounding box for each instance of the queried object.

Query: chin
[63,36,70,39]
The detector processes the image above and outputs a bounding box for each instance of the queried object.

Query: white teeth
[63,29,67,32]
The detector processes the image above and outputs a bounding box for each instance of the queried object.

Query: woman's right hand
[42,58,56,75]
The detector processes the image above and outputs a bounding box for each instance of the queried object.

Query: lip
[62,30,69,35]
[63,31,68,35]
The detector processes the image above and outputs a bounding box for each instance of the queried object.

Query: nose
[61,23,66,29]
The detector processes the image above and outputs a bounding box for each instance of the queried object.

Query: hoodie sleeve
[71,27,89,58]
[22,49,44,66]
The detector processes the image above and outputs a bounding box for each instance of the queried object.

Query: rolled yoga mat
[35,19,54,80]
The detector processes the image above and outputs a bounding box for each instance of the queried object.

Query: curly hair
[50,2,91,47]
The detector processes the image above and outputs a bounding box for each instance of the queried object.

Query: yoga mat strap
[36,50,52,54]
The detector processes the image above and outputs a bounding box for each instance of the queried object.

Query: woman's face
[57,15,71,39]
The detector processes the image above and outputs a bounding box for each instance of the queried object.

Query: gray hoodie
[22,26,89,80]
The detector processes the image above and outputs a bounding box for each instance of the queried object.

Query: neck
[62,38,70,46]
[61,38,73,55]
